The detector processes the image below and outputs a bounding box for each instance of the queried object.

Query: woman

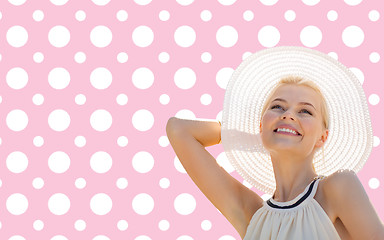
[166,47,384,239]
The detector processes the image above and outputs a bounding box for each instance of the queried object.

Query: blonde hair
[260,76,329,131]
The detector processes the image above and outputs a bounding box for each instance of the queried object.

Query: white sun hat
[221,46,373,195]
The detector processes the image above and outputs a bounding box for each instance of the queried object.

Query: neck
[270,153,318,202]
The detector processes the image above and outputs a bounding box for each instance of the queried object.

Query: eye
[271,105,312,115]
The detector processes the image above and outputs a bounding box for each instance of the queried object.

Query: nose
[281,110,295,121]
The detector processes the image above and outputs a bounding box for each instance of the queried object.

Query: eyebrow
[271,98,316,110]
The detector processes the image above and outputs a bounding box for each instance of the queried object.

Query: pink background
[0,0,383,239]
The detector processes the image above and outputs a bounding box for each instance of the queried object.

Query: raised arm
[166,117,263,239]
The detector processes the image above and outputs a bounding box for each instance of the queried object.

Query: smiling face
[260,84,328,158]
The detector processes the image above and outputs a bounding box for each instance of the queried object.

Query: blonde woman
[166,47,384,239]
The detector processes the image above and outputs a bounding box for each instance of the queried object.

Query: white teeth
[277,128,299,135]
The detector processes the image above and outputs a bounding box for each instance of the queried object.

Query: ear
[259,122,262,133]
[315,129,329,148]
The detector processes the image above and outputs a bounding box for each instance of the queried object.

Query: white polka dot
[48,25,70,48]
[159,178,170,189]
[8,0,26,5]
[369,52,380,63]
[116,94,128,106]
[132,26,154,48]
[344,0,362,6]
[159,220,170,231]
[116,10,128,21]
[33,220,44,231]
[200,10,212,21]
[159,94,170,105]
[284,10,296,21]
[48,151,71,174]
[132,151,154,173]
[116,178,128,189]
[369,178,380,189]
[176,0,194,5]
[7,26,28,48]
[216,152,234,173]
[48,67,71,89]
[216,25,238,48]
[134,0,152,5]
[134,235,152,240]
[158,135,169,147]
[258,25,280,48]
[6,67,28,89]
[48,193,70,215]
[75,10,86,21]
[158,52,170,63]
[174,193,196,215]
[33,94,44,105]
[48,109,71,132]
[328,51,338,60]
[74,136,86,147]
[93,236,110,240]
[90,67,112,89]
[373,136,380,147]
[327,10,338,21]
[90,26,112,48]
[132,109,154,131]
[90,151,112,174]
[51,235,68,240]
[50,0,69,5]
[261,193,273,201]
[132,193,154,215]
[33,10,44,21]
[33,177,44,189]
[342,25,364,48]
[8,236,26,240]
[369,10,380,22]
[7,193,28,215]
[200,94,212,105]
[243,180,253,189]
[174,67,196,89]
[132,67,154,89]
[201,220,212,231]
[90,109,112,131]
[300,25,322,47]
[349,67,364,84]
[34,136,44,146]
[174,109,196,120]
[75,94,86,105]
[92,0,111,5]
[302,0,320,6]
[117,220,129,231]
[174,25,196,48]
[159,10,170,21]
[221,232,239,240]
[174,156,186,173]
[74,52,86,63]
[33,52,44,63]
[117,136,128,147]
[259,0,278,6]
[90,193,113,215]
[368,94,380,105]
[6,151,28,173]
[201,52,212,63]
[243,10,254,21]
[117,52,128,63]
[216,67,234,89]
[74,219,86,231]
[75,178,86,189]
[6,109,28,132]
[218,0,237,5]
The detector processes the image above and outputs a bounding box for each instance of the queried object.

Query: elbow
[166,117,180,136]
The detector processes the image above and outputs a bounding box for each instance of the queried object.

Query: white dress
[243,176,341,240]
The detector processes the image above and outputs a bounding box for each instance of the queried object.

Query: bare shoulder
[321,169,384,239]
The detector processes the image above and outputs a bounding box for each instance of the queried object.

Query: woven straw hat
[221,46,373,195]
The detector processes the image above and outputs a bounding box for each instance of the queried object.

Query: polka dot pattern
[0,1,382,239]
